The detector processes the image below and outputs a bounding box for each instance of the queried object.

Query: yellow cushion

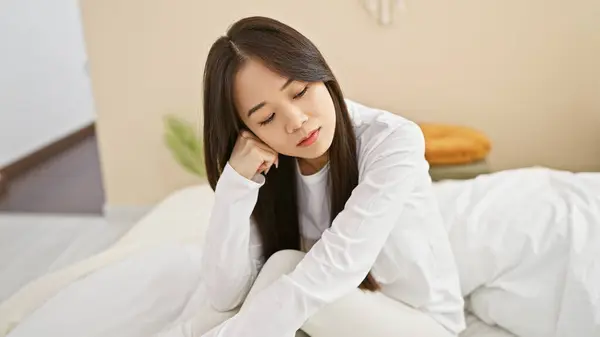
[419,123,491,165]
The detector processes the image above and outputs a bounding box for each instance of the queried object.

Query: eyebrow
[280,78,293,90]
[247,78,294,117]
[247,102,266,117]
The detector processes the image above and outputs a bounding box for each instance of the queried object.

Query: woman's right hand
[229,131,279,180]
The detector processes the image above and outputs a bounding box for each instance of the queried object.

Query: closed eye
[259,113,275,126]
[294,85,309,99]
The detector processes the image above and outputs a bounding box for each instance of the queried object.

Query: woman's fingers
[230,130,280,180]
[241,130,279,174]
[255,147,278,175]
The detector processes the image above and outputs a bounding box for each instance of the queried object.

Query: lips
[297,127,321,147]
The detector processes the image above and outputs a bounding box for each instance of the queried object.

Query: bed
[1,167,598,337]
[0,214,134,304]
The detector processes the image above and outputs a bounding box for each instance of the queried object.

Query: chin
[299,148,327,160]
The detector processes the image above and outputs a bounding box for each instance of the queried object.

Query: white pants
[158,250,454,337]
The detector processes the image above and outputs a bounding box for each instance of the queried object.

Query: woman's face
[233,59,336,159]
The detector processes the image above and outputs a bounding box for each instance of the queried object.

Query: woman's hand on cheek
[229,130,279,180]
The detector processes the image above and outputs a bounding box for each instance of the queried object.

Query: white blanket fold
[436,168,600,337]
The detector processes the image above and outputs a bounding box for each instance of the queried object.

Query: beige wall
[81,0,600,207]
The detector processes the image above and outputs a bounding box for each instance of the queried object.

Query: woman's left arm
[202,122,428,337]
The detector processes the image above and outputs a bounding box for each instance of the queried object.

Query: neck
[297,152,329,175]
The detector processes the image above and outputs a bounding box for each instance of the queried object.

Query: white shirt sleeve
[200,164,266,312]
[201,122,429,337]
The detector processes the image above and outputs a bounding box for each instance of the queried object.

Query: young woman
[196,16,465,337]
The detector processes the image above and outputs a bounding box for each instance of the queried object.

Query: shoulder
[344,98,425,162]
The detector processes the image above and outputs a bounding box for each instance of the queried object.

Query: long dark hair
[203,16,379,291]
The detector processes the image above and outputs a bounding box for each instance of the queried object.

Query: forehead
[234,59,288,108]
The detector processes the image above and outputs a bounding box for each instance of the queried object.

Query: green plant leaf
[163,115,205,178]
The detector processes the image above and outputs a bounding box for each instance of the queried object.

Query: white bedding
[1,167,599,337]
[437,167,600,337]
[0,215,133,303]
[0,186,216,336]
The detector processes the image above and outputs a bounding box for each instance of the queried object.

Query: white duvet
[437,167,600,337]
[1,167,599,337]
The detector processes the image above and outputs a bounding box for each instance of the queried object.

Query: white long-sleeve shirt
[200,100,466,336]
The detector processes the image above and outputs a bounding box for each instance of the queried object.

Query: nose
[284,105,308,134]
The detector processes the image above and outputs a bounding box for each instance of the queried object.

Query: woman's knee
[263,249,305,272]
[244,250,305,303]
